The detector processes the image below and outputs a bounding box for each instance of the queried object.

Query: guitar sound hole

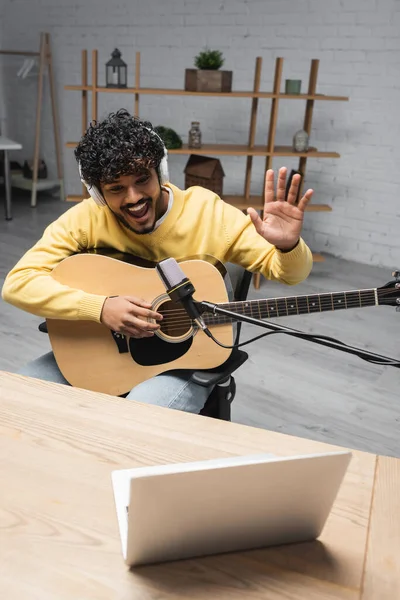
[158,300,192,338]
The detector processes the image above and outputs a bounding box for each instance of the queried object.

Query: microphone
[155,258,211,336]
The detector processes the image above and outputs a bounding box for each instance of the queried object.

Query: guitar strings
[153,287,395,319]
[158,297,379,318]
[152,296,394,334]
[155,289,393,316]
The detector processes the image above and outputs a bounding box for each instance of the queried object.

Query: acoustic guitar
[45,250,400,395]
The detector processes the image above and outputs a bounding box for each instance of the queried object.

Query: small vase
[188,121,202,148]
[285,79,302,94]
[293,129,309,152]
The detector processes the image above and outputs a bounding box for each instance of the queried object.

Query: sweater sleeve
[1,203,107,321]
[220,199,313,285]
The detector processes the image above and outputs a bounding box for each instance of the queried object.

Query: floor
[1,191,399,458]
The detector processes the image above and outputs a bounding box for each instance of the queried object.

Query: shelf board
[224,195,332,211]
[281,93,348,101]
[170,144,340,158]
[0,50,40,57]
[65,85,92,91]
[64,84,348,102]
[66,192,331,215]
[157,144,339,157]
[66,141,339,158]
[168,144,340,157]
[272,145,339,158]
[96,86,275,98]
[11,173,60,192]
[305,204,332,212]
[171,144,268,156]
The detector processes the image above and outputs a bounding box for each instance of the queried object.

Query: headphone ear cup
[159,151,169,184]
[78,163,106,206]
[87,184,106,206]
[145,127,169,184]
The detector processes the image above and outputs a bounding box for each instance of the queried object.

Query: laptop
[111,450,351,567]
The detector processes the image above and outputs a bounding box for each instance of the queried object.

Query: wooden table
[0,371,399,599]
[0,136,22,220]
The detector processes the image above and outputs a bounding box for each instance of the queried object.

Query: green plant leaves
[154,126,183,150]
[194,49,224,70]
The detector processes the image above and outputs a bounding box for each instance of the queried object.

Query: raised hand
[247,167,314,251]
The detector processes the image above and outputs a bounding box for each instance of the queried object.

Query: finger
[276,167,287,202]
[140,307,164,321]
[125,296,153,309]
[286,173,301,205]
[126,301,163,321]
[122,319,160,337]
[297,188,314,211]
[263,169,275,204]
[123,315,161,332]
[122,327,155,339]
[247,207,264,235]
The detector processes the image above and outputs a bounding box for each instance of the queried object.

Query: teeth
[127,202,147,213]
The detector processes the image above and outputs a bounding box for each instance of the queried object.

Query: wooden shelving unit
[64,50,348,286]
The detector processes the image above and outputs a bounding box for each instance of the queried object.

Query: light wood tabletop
[0,370,399,599]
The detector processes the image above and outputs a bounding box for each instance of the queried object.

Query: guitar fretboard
[203,288,378,325]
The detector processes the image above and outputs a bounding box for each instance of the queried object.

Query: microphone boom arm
[200,301,400,368]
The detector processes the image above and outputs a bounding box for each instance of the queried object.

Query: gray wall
[0,0,7,133]
[1,0,399,268]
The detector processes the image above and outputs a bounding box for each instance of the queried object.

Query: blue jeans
[17,352,212,414]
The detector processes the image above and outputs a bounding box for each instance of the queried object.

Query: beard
[116,216,154,234]
[113,200,155,234]
[110,187,165,235]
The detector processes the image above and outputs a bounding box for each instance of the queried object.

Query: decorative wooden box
[184,69,232,93]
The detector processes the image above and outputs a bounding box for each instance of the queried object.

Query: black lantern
[106,48,127,88]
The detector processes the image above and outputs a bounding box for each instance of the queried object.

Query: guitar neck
[204,287,379,324]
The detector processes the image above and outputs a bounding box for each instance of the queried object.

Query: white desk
[0,135,22,220]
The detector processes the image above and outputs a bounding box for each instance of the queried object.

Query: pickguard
[128,334,193,366]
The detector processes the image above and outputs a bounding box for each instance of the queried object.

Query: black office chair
[38,262,252,422]
[195,262,252,422]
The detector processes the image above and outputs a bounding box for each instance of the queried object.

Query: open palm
[247,168,314,251]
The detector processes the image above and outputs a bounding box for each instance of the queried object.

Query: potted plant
[185,48,232,93]
[154,126,183,150]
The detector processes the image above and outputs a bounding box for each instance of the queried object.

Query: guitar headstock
[378,270,400,308]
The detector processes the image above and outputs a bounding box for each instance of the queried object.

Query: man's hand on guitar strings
[247,167,313,252]
[100,296,163,338]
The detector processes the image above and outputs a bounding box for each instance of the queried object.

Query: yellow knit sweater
[2,183,313,322]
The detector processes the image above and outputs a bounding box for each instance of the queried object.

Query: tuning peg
[392,270,400,281]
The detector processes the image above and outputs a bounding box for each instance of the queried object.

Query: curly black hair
[74,109,165,188]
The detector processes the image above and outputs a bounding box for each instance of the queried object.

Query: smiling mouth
[124,200,150,221]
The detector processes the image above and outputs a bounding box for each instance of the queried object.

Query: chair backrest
[224,263,252,345]
[225,263,252,301]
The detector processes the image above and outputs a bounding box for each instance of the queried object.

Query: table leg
[4,149,12,220]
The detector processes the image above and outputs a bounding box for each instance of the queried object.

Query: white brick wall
[1,0,400,269]
[0,0,7,132]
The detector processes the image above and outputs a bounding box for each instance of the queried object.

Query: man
[2,109,314,413]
